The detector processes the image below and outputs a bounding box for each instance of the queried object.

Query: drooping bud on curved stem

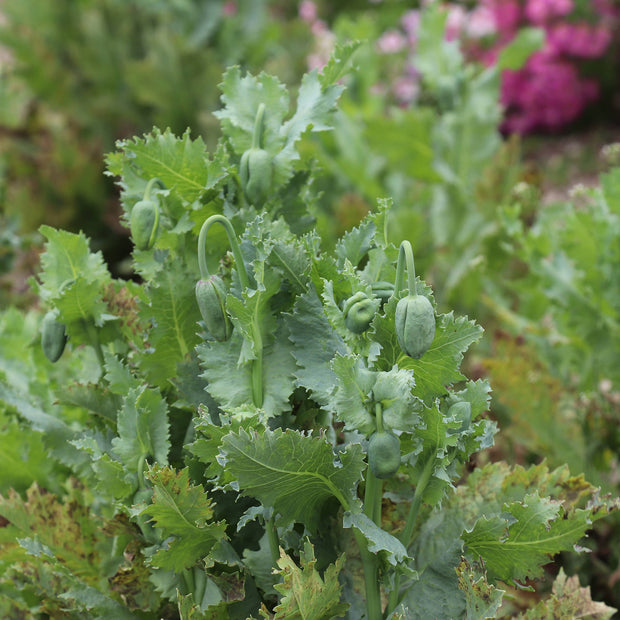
[196,215,263,408]
[239,103,273,205]
[394,241,436,359]
[197,214,250,288]
[130,177,165,251]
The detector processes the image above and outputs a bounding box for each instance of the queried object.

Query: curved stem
[197,214,250,288]
[266,513,280,568]
[386,456,435,616]
[143,177,164,201]
[394,240,417,297]
[252,103,266,150]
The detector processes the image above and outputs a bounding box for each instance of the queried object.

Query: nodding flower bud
[342,291,378,334]
[367,430,401,479]
[41,310,67,363]
[394,294,435,359]
[239,147,272,205]
[371,280,395,305]
[239,102,273,205]
[130,199,160,251]
[195,275,232,342]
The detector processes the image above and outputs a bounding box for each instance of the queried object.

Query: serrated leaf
[37,226,111,301]
[0,484,107,584]
[144,465,228,572]
[456,558,504,620]
[318,40,361,88]
[400,312,484,403]
[112,385,170,469]
[115,128,223,203]
[335,217,376,269]
[463,492,591,583]
[198,326,296,419]
[220,428,364,531]
[16,537,135,620]
[518,568,616,620]
[0,409,61,495]
[216,66,289,155]
[138,259,201,386]
[57,382,120,423]
[271,540,348,620]
[342,512,409,567]
[328,354,375,435]
[286,286,347,406]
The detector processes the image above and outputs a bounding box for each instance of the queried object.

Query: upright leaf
[221,428,364,531]
[270,541,349,620]
[144,465,228,572]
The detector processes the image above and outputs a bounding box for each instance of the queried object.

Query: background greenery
[1,0,620,615]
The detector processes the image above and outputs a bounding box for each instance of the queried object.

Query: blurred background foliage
[1,0,620,610]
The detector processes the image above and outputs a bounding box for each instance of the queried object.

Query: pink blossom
[548,22,612,58]
[489,0,522,37]
[393,76,420,104]
[524,0,573,25]
[401,10,420,44]
[501,52,599,133]
[377,30,407,54]
[445,5,467,41]
[299,1,317,24]
[465,5,497,38]
[222,1,237,16]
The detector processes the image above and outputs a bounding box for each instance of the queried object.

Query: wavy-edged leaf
[220,428,364,531]
[144,465,228,572]
[271,541,349,620]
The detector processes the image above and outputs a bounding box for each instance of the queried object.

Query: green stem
[252,103,266,150]
[353,530,383,620]
[84,320,106,376]
[385,456,435,616]
[364,468,383,526]
[400,456,434,547]
[196,215,262,407]
[266,513,280,567]
[394,240,417,297]
[251,315,264,408]
[142,176,164,201]
[364,403,384,524]
[137,454,147,490]
[197,214,250,288]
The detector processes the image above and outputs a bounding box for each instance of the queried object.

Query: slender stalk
[142,176,164,201]
[399,456,434,547]
[385,456,435,616]
[197,214,250,288]
[197,214,264,407]
[251,103,266,150]
[251,313,264,408]
[364,403,385,525]
[394,240,417,297]
[364,468,383,526]
[352,530,383,620]
[266,513,280,567]
[84,320,106,376]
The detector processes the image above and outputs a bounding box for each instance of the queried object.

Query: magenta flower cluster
[483,0,619,133]
[299,0,618,134]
